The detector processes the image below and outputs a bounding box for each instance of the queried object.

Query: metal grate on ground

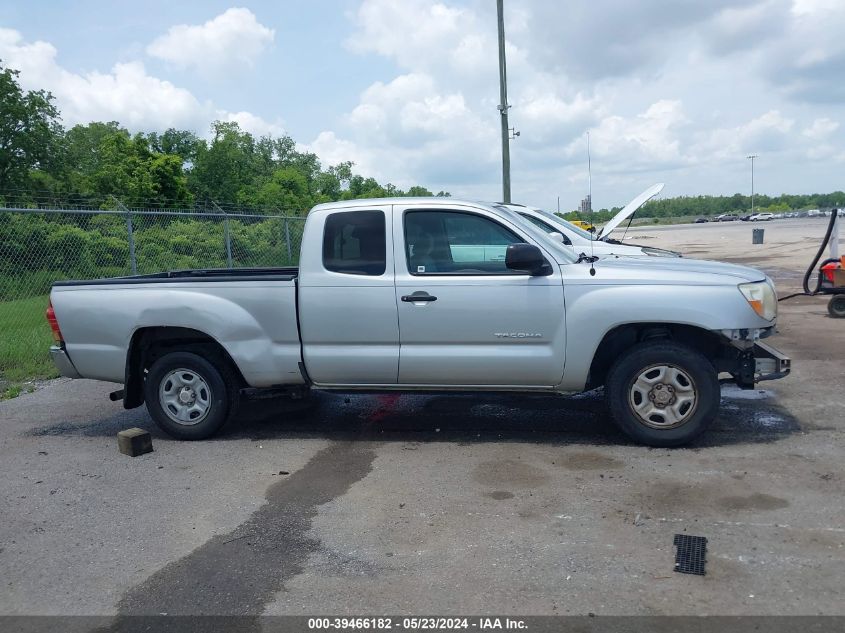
[673,534,708,576]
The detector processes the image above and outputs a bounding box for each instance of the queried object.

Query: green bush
[0,211,303,301]
[46,224,95,272]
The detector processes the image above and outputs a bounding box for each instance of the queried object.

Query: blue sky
[1,0,844,210]
[0,0,392,140]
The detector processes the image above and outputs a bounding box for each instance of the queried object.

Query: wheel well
[586,323,723,390]
[123,327,246,409]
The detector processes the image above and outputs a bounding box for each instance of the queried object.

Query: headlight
[642,246,682,257]
[738,281,777,321]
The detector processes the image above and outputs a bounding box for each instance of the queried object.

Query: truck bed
[50,267,303,388]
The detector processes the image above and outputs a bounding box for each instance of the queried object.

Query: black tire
[144,351,237,440]
[828,296,845,318]
[606,341,719,447]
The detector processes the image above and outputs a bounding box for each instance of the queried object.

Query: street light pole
[747,154,758,215]
[497,0,511,203]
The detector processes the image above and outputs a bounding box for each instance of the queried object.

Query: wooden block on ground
[118,428,153,457]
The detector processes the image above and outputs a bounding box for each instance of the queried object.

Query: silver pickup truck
[47,197,790,446]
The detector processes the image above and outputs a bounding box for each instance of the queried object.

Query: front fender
[559,282,772,390]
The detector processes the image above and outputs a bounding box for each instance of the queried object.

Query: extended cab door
[298,205,399,385]
[393,204,566,387]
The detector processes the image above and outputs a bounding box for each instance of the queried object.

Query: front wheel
[144,351,236,440]
[829,296,845,318]
[606,341,719,447]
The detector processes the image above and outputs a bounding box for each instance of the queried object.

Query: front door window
[404,210,523,275]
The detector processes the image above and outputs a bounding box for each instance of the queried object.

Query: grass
[0,294,59,388]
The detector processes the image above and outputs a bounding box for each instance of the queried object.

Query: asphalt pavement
[1,219,843,617]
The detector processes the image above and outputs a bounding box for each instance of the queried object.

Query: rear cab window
[322,210,386,276]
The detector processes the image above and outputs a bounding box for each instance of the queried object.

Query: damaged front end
[716,328,791,389]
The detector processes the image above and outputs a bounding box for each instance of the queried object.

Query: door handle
[401,291,437,302]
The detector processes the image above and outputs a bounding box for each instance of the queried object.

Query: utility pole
[587,131,592,212]
[747,154,758,215]
[497,0,511,203]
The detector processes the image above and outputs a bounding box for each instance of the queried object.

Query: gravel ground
[0,218,843,617]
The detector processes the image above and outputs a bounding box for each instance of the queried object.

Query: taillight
[46,300,63,343]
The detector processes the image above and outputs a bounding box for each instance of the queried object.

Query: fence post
[215,202,233,268]
[116,198,137,275]
[284,218,292,262]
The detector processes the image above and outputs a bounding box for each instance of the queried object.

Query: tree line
[0,63,448,212]
[563,191,845,224]
[0,61,454,300]
[4,59,844,219]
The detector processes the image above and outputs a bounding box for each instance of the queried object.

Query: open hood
[598,183,665,240]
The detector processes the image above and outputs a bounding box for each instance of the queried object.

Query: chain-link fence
[0,205,305,385]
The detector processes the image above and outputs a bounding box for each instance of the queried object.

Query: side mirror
[549,232,564,243]
[505,243,550,275]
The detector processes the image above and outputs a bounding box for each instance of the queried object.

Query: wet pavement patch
[718,492,790,511]
[486,490,515,500]
[28,385,800,449]
[108,441,376,620]
[473,459,551,488]
[557,451,624,470]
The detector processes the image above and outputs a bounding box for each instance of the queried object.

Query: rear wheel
[606,341,719,447]
[828,296,845,318]
[144,351,237,440]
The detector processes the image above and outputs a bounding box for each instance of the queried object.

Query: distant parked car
[740,214,752,221]
[749,212,774,221]
[717,214,739,222]
[694,217,709,223]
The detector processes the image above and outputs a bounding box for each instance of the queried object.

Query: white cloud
[146,8,275,74]
[703,0,787,54]
[308,72,497,188]
[801,118,841,160]
[577,100,690,171]
[517,93,604,147]
[0,27,281,136]
[694,110,795,161]
[315,0,610,196]
[321,0,845,207]
[792,0,842,15]
[347,0,483,74]
[306,131,377,177]
[0,28,204,130]
[802,117,839,140]
[522,0,759,80]
[218,110,284,137]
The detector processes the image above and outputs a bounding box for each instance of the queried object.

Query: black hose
[779,208,839,302]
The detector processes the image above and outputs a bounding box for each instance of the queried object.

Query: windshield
[517,209,597,240]
[491,205,579,263]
